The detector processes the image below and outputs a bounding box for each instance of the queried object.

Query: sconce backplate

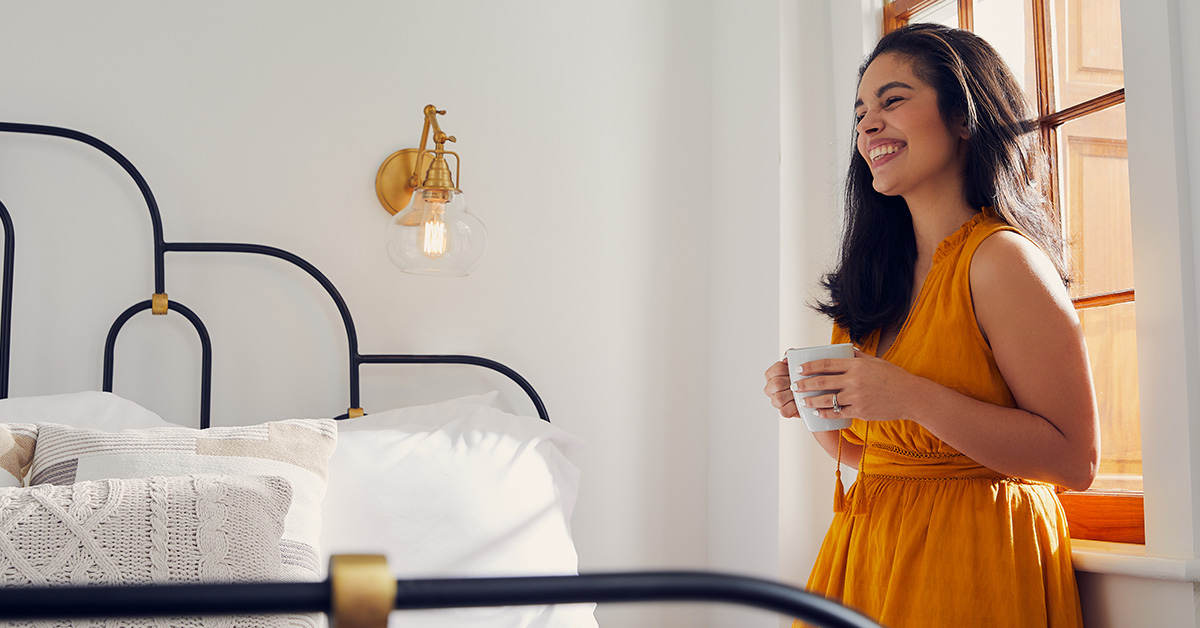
[375,148,434,215]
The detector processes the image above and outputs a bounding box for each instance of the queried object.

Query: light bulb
[420,201,447,258]
[386,187,487,276]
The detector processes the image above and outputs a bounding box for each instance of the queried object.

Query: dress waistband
[860,442,1007,481]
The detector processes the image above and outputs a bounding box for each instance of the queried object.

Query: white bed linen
[0,392,597,628]
[0,391,175,430]
[322,396,598,628]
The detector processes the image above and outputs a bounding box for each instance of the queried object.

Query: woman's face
[854,52,969,202]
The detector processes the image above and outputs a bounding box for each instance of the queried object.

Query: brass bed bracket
[330,554,396,628]
[348,407,365,418]
[152,293,168,315]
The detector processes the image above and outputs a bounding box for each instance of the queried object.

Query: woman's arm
[956,230,1100,490]
[795,232,1100,490]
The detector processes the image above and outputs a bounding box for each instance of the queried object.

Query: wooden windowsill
[1071,540,1200,583]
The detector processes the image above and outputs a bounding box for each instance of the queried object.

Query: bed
[0,122,882,628]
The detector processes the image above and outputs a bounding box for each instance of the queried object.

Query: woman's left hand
[794,350,925,422]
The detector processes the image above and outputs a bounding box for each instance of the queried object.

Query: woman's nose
[856,112,880,135]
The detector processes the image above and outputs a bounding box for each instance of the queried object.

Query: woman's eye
[884,96,904,107]
[854,111,865,122]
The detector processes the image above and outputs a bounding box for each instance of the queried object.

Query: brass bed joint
[330,554,395,628]
[348,407,365,418]
[152,293,168,315]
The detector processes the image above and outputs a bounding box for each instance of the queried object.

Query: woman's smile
[867,141,905,167]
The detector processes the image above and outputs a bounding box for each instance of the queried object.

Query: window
[883,0,1142,544]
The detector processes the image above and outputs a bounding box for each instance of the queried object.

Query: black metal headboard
[0,122,549,426]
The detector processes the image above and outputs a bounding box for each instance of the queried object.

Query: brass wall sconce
[376,105,486,276]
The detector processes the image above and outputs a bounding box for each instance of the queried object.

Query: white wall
[0,2,715,626]
[776,1,884,614]
[706,1,781,625]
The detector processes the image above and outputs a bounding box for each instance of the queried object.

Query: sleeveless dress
[800,213,1084,628]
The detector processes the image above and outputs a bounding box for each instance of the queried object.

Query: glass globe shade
[386,188,487,276]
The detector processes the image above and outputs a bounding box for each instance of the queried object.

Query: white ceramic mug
[785,343,855,432]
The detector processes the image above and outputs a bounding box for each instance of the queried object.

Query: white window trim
[1072,541,1200,583]
[1121,0,1200,562]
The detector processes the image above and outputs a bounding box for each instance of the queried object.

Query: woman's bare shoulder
[971,230,1066,299]
[970,229,1077,339]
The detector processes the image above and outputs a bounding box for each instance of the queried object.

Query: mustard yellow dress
[801,213,1083,628]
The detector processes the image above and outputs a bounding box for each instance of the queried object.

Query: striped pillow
[29,419,337,582]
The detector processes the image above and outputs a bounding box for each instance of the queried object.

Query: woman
[763,24,1099,628]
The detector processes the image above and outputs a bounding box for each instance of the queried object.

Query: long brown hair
[816,23,1068,344]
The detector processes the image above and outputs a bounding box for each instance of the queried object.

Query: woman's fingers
[764,360,802,417]
[801,392,842,411]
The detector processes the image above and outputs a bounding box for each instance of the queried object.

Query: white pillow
[29,419,337,583]
[0,391,175,430]
[0,474,313,627]
[323,400,597,628]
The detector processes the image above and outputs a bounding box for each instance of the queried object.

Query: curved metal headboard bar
[167,244,550,422]
[0,122,551,422]
[357,354,550,422]
[103,299,213,428]
[0,122,167,292]
[0,200,14,399]
[164,240,362,404]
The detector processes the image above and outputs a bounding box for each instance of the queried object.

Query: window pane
[973,0,1039,113]
[1052,0,1124,112]
[1078,301,1142,492]
[1057,103,1132,298]
[909,1,958,28]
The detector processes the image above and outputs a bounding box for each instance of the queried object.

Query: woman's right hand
[764,359,800,418]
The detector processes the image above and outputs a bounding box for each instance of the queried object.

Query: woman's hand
[767,355,866,467]
[763,359,801,418]
[793,350,923,422]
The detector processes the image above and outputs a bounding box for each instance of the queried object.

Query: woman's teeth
[869,144,901,162]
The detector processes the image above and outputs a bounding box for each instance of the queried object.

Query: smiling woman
[764,23,1098,628]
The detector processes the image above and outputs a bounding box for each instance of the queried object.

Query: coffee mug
[785,343,855,432]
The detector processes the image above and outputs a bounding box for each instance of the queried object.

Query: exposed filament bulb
[421,202,447,258]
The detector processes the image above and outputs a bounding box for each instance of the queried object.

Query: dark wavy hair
[815,23,1068,344]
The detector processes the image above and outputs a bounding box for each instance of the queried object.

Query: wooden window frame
[881,0,1143,545]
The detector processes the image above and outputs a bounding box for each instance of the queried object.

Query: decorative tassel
[833,432,846,513]
[852,423,871,516]
[833,469,846,513]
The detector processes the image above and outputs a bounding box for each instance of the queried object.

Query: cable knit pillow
[0,423,36,488]
[28,419,337,582]
[0,474,310,628]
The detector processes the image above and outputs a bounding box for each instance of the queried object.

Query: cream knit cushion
[0,423,36,488]
[28,420,337,582]
[0,474,311,627]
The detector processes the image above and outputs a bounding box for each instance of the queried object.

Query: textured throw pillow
[29,419,337,582]
[0,423,36,488]
[0,474,311,628]
[323,401,597,628]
